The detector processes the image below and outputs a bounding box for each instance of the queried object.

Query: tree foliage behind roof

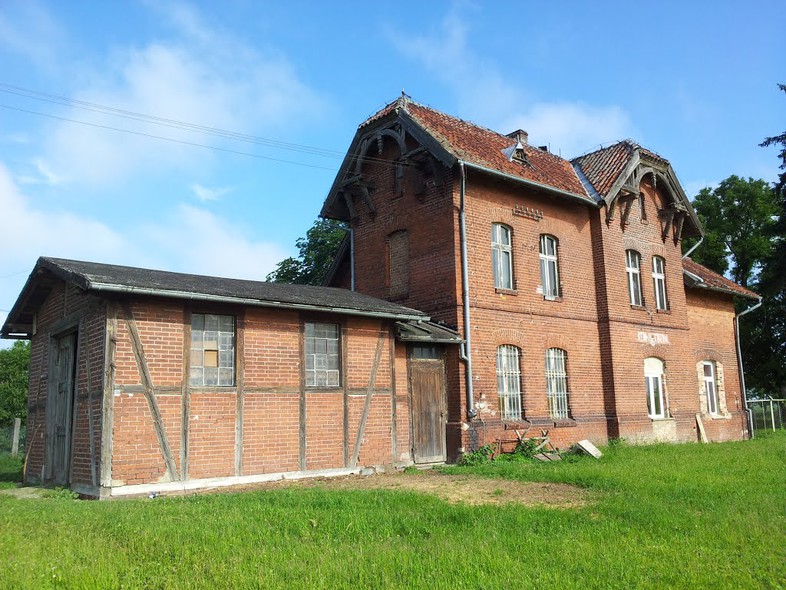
[266,219,348,286]
[0,341,30,426]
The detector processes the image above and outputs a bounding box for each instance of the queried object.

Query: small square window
[190,313,235,387]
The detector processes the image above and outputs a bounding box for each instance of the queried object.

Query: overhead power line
[0,82,417,170]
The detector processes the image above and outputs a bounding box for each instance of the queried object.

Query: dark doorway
[409,345,446,463]
[45,331,77,485]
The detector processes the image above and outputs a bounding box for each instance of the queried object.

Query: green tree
[685,176,777,289]
[745,83,786,396]
[266,219,348,285]
[0,341,30,425]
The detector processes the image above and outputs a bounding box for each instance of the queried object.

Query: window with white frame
[703,361,719,415]
[626,250,643,306]
[539,235,560,299]
[644,357,666,419]
[497,345,522,420]
[190,313,235,387]
[491,223,513,290]
[545,348,569,419]
[305,322,340,387]
[652,256,668,310]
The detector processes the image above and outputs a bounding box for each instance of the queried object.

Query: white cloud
[391,10,636,158]
[139,204,287,280]
[191,183,234,203]
[38,3,326,187]
[0,0,67,71]
[0,164,288,339]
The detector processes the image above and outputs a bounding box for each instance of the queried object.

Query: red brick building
[2,257,460,497]
[320,96,760,458]
[2,96,762,497]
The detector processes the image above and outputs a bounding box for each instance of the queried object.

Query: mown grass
[0,453,23,489]
[1,433,784,589]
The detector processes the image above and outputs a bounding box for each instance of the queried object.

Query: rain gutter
[458,161,476,418]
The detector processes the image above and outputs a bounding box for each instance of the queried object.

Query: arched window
[539,235,560,299]
[497,345,522,420]
[491,223,513,290]
[652,256,668,311]
[545,348,569,419]
[626,250,643,306]
[644,357,666,419]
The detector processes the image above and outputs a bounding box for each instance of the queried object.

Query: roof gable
[321,96,594,221]
[572,140,703,239]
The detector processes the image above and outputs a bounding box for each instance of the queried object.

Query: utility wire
[0,103,341,171]
[0,82,417,169]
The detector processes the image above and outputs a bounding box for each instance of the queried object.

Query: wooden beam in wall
[298,323,307,471]
[389,330,398,462]
[83,317,97,487]
[100,305,117,489]
[350,329,385,468]
[180,309,191,481]
[121,302,178,482]
[234,311,245,477]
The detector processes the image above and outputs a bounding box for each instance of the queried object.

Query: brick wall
[336,138,748,454]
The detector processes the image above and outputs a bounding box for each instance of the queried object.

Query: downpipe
[458,161,476,419]
[735,298,763,438]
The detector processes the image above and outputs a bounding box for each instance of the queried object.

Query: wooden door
[46,332,77,485]
[409,349,446,464]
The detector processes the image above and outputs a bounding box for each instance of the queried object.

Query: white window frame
[626,250,643,306]
[644,357,666,419]
[545,348,569,419]
[539,235,560,299]
[497,345,522,420]
[652,256,668,311]
[305,322,341,388]
[703,361,719,416]
[491,223,513,290]
[190,313,235,387]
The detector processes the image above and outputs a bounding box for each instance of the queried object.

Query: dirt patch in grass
[228,470,589,508]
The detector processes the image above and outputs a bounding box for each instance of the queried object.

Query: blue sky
[1,0,784,344]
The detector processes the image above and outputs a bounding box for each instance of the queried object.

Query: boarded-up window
[387,230,409,298]
[190,313,235,387]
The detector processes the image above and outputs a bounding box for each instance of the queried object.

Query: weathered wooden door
[409,346,446,463]
[46,332,77,485]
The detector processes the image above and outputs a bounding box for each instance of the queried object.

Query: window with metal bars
[305,322,341,387]
[496,345,522,420]
[545,348,569,419]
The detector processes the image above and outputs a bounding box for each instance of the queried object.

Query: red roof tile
[572,141,670,198]
[361,97,590,199]
[683,258,759,300]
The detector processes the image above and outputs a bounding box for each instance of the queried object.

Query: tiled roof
[571,140,669,198]
[361,97,590,199]
[683,258,759,300]
[1,257,431,338]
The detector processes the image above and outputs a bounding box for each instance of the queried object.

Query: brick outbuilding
[320,95,761,457]
[2,258,461,497]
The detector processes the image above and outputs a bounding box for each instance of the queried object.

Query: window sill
[543,295,563,303]
[502,420,530,429]
[630,304,646,311]
[706,412,731,420]
[649,416,673,421]
[655,308,671,314]
[495,288,518,296]
[305,386,343,392]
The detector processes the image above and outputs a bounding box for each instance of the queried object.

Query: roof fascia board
[605,150,641,206]
[87,282,429,322]
[461,160,597,206]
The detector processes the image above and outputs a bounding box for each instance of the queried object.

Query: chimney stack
[506,129,528,145]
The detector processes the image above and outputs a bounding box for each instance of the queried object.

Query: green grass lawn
[1,433,784,589]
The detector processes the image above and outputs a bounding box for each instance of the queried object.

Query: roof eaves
[462,160,597,207]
